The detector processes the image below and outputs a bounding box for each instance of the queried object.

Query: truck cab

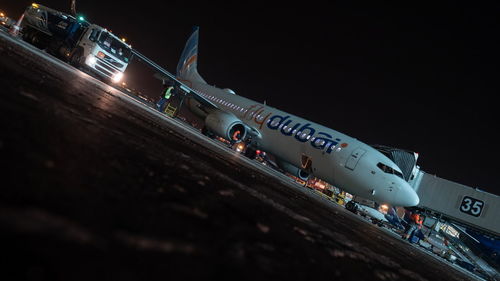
[77,25,132,83]
[21,3,132,84]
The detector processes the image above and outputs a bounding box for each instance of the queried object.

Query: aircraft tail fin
[176,26,206,84]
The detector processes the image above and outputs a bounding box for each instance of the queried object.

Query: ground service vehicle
[1,11,15,28]
[20,3,132,83]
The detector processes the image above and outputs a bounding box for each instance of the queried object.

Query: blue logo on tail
[177,26,200,76]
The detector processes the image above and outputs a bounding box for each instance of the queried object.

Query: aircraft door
[345,148,366,170]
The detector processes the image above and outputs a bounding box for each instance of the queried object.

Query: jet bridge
[371,144,419,182]
[411,170,500,238]
[372,145,500,238]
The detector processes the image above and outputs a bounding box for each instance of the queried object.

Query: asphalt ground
[0,30,479,281]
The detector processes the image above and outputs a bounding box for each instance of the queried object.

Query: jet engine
[275,158,310,181]
[205,110,246,142]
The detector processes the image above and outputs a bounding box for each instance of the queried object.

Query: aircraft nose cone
[396,185,420,207]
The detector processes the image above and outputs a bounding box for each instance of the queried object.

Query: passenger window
[315,139,325,146]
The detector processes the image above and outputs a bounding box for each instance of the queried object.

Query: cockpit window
[377,163,404,179]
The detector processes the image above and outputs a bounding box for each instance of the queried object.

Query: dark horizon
[3,1,498,195]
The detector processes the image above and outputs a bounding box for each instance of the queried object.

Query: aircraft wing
[153,73,262,141]
[131,48,218,113]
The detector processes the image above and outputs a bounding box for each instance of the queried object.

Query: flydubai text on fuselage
[174,27,420,207]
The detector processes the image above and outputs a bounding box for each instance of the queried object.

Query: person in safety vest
[156,80,175,112]
[402,212,423,241]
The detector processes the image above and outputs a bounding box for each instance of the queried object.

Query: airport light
[235,143,245,153]
[379,204,389,214]
[314,181,326,190]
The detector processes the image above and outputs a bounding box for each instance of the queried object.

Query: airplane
[157,26,420,207]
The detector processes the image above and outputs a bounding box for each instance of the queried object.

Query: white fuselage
[183,80,420,207]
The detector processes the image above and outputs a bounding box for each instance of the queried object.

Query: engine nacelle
[205,110,246,142]
[275,158,310,181]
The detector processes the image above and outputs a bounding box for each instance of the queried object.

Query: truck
[19,3,132,83]
[1,11,15,29]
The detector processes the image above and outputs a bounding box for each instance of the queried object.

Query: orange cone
[9,13,25,37]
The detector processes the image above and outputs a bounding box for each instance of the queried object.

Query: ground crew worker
[164,85,174,100]
[156,80,175,112]
[402,212,423,241]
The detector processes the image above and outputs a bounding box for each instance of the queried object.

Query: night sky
[3,1,499,195]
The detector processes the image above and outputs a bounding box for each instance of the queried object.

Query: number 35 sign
[459,196,484,217]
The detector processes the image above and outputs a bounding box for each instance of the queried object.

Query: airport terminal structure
[375,145,500,279]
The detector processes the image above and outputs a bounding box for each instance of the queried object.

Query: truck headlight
[112,72,123,83]
[85,55,97,67]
